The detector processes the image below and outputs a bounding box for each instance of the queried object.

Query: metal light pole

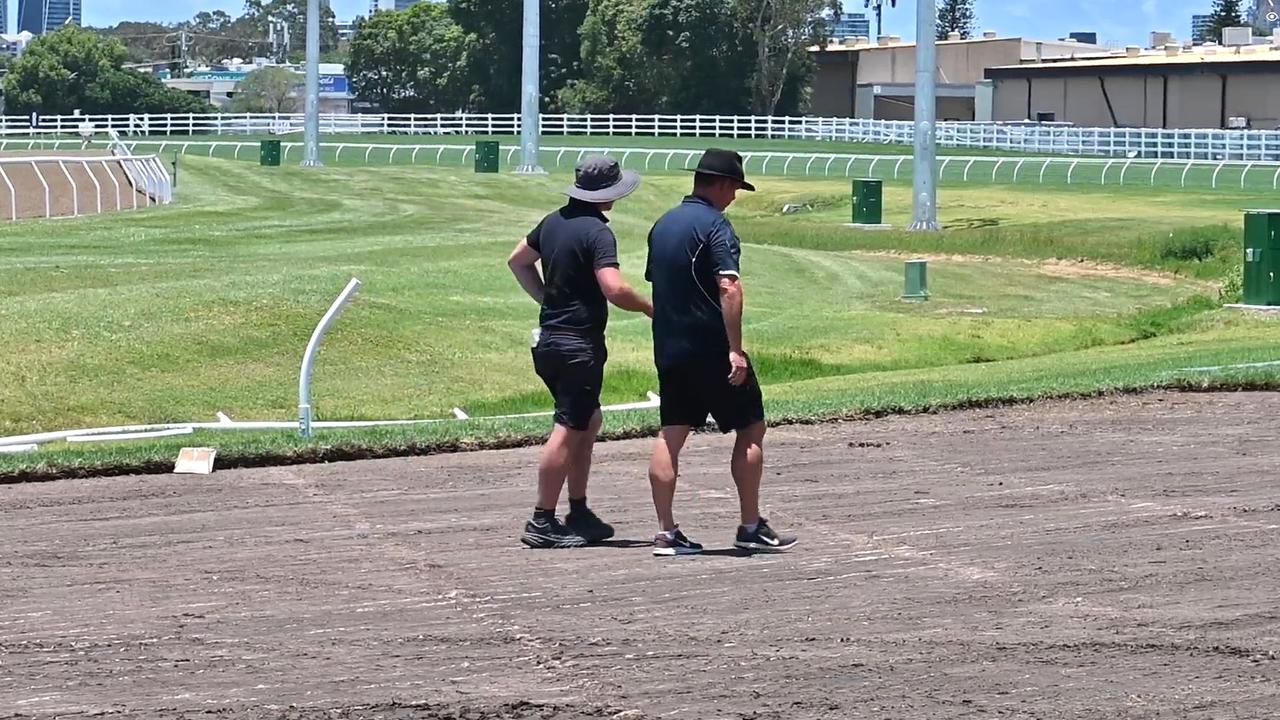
[301,0,323,167]
[515,0,545,174]
[909,0,940,231]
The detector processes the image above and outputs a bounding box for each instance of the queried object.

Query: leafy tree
[348,2,469,112]
[1207,0,1244,44]
[89,21,175,66]
[936,0,976,40]
[447,0,588,112]
[3,27,211,115]
[738,0,838,115]
[230,66,301,112]
[563,0,819,115]
[83,67,213,114]
[246,0,341,54]
[641,0,753,113]
[184,11,265,65]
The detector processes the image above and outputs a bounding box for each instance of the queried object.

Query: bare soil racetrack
[0,151,155,220]
[2,392,1278,719]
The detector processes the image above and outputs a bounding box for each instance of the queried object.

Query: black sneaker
[565,507,615,543]
[733,518,798,553]
[521,517,588,549]
[653,527,703,556]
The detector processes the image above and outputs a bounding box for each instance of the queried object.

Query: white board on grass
[174,447,217,475]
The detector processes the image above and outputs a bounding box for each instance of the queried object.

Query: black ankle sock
[534,507,555,522]
[569,497,588,514]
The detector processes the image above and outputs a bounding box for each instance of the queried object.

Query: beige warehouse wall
[995,71,1280,128]
[1222,74,1280,128]
[993,79,1029,120]
[855,39,1024,85]
[811,58,854,117]
[1167,75,1222,128]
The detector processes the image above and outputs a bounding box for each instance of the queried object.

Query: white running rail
[46,139,1280,191]
[6,113,1280,161]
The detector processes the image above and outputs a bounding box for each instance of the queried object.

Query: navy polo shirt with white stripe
[644,194,743,369]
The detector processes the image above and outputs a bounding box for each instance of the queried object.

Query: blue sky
[84,0,1226,46]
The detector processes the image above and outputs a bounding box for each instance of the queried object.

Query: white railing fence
[4,113,1280,162]
[0,153,171,221]
[78,140,1280,192]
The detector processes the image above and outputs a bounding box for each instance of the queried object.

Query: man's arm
[507,238,544,304]
[719,276,749,386]
[596,267,653,317]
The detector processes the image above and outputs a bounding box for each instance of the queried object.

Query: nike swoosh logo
[759,535,780,546]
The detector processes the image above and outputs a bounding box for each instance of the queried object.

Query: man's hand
[596,266,653,316]
[728,350,750,386]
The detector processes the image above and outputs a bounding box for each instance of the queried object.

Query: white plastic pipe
[299,278,362,437]
[0,394,662,448]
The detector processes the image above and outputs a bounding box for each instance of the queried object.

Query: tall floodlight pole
[909,0,940,230]
[515,0,545,174]
[301,0,323,167]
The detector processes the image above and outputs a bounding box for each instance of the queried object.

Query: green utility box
[851,178,883,225]
[1243,210,1280,306]
[903,259,930,301]
[259,139,281,167]
[474,140,500,173]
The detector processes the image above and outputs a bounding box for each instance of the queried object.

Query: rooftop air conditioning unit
[1223,26,1253,47]
[1227,116,1250,129]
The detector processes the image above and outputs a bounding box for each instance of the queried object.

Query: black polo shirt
[526,199,620,338]
[645,195,743,369]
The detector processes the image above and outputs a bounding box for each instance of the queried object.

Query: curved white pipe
[0,394,662,449]
[299,278,362,437]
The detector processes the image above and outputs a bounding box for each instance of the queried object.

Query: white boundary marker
[1176,359,1280,374]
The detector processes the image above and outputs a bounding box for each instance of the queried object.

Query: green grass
[80,134,1276,192]
[1,155,1277,478]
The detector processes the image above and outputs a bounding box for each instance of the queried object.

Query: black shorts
[657,353,765,433]
[532,332,606,431]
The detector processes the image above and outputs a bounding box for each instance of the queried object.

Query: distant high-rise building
[336,19,356,42]
[0,1,8,35]
[369,0,423,12]
[1067,31,1098,44]
[16,0,80,36]
[1191,14,1213,43]
[828,12,870,39]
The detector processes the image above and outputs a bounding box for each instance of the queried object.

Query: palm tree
[865,0,897,38]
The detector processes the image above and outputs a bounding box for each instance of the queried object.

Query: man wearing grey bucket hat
[507,155,652,549]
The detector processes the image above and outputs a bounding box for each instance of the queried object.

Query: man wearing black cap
[507,155,653,549]
[643,148,798,556]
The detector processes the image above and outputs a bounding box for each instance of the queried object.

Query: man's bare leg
[563,410,613,541]
[566,409,603,503]
[729,420,797,551]
[649,426,691,532]
[731,420,766,526]
[536,424,576,512]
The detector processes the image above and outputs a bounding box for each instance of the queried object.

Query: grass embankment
[0,155,1274,480]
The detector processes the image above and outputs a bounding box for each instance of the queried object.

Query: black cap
[686,148,755,192]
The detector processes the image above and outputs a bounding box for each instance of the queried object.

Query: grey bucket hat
[564,155,641,203]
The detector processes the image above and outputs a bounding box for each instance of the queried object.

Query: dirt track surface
[0,151,154,220]
[3,392,1279,719]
